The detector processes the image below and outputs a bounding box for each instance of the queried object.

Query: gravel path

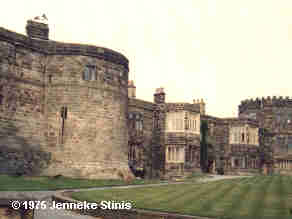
[0,175,252,219]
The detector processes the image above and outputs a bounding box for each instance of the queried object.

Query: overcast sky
[1,0,292,117]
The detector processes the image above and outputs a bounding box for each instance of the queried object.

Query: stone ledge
[0,27,129,71]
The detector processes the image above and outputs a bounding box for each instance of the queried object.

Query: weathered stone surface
[239,96,292,173]
[0,21,132,179]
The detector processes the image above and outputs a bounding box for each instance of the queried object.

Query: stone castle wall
[0,24,132,179]
[239,96,292,159]
[0,39,48,175]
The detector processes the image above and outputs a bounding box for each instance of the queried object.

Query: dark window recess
[83,65,97,81]
[61,106,68,119]
[129,112,143,131]
[104,68,113,81]
[235,159,239,167]
[48,75,52,83]
[104,73,113,81]
[83,67,90,80]
[0,94,3,104]
[60,106,68,144]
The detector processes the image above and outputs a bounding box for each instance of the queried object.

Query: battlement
[222,117,259,127]
[239,96,292,112]
[166,103,200,113]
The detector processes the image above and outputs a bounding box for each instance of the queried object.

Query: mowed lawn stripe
[138,180,227,211]
[276,175,290,216]
[187,178,241,215]
[217,176,261,217]
[224,176,271,217]
[139,183,204,207]
[286,176,292,212]
[203,177,260,217]
[255,175,283,217]
[280,176,292,216]
[247,176,277,218]
[73,184,185,203]
[157,179,234,214]
[130,183,205,208]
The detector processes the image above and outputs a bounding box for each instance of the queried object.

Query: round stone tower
[0,18,132,179]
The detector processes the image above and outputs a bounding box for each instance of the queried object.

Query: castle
[0,18,131,179]
[0,19,291,179]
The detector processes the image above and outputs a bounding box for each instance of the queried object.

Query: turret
[128,80,136,98]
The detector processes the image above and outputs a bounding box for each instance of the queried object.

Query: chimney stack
[26,17,49,40]
[154,87,165,104]
[128,80,136,98]
[193,98,205,115]
[199,99,205,115]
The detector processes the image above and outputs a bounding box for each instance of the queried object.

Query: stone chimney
[199,99,205,115]
[154,87,165,104]
[193,98,205,115]
[128,80,136,98]
[26,18,49,40]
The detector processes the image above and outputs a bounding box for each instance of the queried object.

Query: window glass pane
[84,67,90,80]
[91,69,97,80]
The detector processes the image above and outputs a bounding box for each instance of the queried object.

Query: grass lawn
[0,175,163,191]
[0,172,208,191]
[71,175,292,219]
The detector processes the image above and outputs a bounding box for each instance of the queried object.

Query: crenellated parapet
[223,117,259,127]
[166,102,200,113]
[239,96,292,113]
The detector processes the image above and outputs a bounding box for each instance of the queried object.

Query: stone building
[128,82,262,177]
[239,96,292,174]
[222,118,260,174]
[1,19,292,179]
[128,84,203,177]
[0,18,132,179]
